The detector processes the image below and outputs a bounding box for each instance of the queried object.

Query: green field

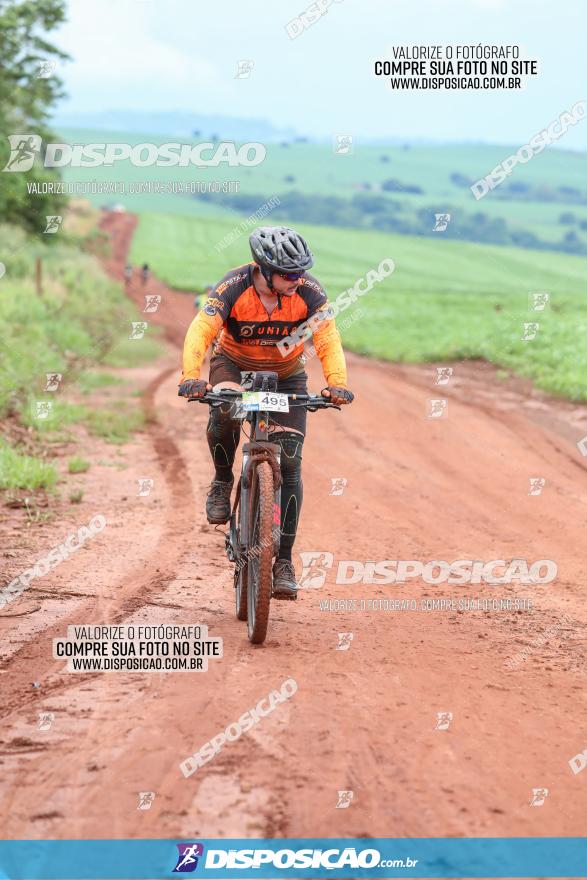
[57,128,587,247]
[130,211,587,401]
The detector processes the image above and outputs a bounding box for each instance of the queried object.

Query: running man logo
[427,398,448,419]
[297,552,334,589]
[329,477,347,496]
[529,787,549,806]
[529,291,550,311]
[435,711,453,731]
[336,632,354,651]
[44,215,63,234]
[137,791,156,810]
[144,295,162,313]
[173,843,204,873]
[137,479,154,497]
[336,790,354,809]
[36,60,56,78]
[522,322,539,342]
[578,436,587,457]
[38,712,54,730]
[433,213,451,232]
[235,60,254,79]
[528,477,546,496]
[129,321,148,340]
[34,401,53,420]
[2,135,42,172]
[45,373,62,392]
[334,135,353,155]
[435,367,453,386]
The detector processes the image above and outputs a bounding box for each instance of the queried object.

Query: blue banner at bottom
[0,838,585,879]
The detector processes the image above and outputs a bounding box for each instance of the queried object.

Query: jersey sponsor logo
[229,320,301,341]
[204,305,218,316]
[303,279,326,297]
[206,297,224,310]
[216,273,247,295]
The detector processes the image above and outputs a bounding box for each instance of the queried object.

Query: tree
[559,211,576,225]
[450,172,471,187]
[0,0,70,233]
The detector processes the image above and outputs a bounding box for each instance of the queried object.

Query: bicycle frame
[190,373,340,641]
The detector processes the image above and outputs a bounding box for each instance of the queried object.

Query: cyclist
[178,226,353,598]
[194,285,213,311]
[141,263,150,286]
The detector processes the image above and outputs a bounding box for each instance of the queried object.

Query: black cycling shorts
[209,353,309,435]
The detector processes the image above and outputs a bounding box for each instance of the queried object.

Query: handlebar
[187,389,341,411]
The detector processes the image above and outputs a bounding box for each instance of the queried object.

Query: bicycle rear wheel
[247,460,274,644]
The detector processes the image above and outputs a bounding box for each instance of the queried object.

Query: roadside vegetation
[0,221,162,497]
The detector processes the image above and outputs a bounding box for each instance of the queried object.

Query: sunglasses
[276,271,305,282]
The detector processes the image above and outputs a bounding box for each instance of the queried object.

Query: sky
[51,0,587,148]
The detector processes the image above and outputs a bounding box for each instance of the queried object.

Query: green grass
[131,211,587,401]
[69,489,84,504]
[84,408,145,444]
[0,440,57,490]
[77,371,124,393]
[68,456,90,474]
[103,334,163,367]
[0,223,164,420]
[20,399,145,445]
[0,223,163,495]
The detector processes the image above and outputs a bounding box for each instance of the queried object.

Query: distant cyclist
[178,226,353,598]
[194,285,213,311]
[124,263,132,287]
[141,263,150,286]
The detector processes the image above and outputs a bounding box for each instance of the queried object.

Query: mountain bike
[191,370,339,645]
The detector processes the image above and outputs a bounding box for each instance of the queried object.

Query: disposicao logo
[2,135,266,171]
[173,843,205,872]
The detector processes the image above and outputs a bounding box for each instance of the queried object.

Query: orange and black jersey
[181,263,347,385]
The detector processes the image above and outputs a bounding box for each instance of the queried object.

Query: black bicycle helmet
[249,226,314,276]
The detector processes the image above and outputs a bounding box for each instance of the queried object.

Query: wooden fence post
[35,257,42,296]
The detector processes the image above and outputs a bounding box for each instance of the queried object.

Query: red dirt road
[1,210,586,847]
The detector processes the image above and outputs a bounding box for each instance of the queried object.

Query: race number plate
[241,391,289,412]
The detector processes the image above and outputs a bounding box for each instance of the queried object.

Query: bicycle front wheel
[247,460,274,644]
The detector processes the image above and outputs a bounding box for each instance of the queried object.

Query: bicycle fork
[241,441,282,560]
